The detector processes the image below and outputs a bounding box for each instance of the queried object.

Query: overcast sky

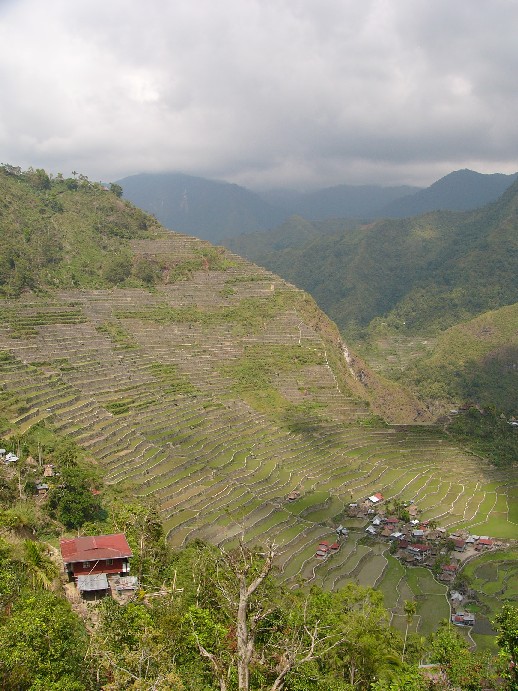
[1,0,517,190]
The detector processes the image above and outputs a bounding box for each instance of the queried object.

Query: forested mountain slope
[225,176,518,431]
[379,169,518,218]
[118,172,286,243]
[227,177,518,335]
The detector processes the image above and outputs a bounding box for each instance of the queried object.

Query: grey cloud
[0,0,517,189]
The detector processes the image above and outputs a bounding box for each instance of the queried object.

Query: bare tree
[233,542,275,691]
[191,541,344,691]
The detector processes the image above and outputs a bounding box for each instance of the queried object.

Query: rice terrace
[1,223,516,641]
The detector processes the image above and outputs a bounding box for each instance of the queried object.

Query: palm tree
[20,540,58,590]
[402,599,417,661]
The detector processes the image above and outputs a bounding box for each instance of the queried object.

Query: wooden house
[453,539,466,552]
[60,533,132,587]
[35,483,49,496]
[43,464,55,477]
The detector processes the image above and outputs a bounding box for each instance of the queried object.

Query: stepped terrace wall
[0,232,516,617]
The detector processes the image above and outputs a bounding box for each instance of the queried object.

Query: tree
[185,542,374,691]
[403,600,417,662]
[103,255,132,285]
[26,167,51,191]
[0,590,90,689]
[429,623,491,690]
[110,501,167,585]
[370,664,427,690]
[91,598,184,690]
[110,182,123,198]
[186,542,278,691]
[0,539,19,612]
[46,466,103,528]
[133,258,159,285]
[19,539,58,591]
[494,604,518,688]
[429,622,468,677]
[52,437,79,467]
[318,583,399,689]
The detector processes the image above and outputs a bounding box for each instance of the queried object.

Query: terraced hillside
[1,230,515,599]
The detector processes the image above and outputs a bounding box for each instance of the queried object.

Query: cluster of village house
[303,490,503,627]
[351,492,503,626]
[1,447,54,495]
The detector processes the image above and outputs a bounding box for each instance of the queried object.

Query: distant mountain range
[379,169,518,217]
[118,169,518,243]
[117,172,285,244]
[228,176,518,331]
[258,183,420,219]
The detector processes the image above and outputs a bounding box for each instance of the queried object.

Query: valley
[0,167,516,662]
[1,229,515,640]
[3,2,518,685]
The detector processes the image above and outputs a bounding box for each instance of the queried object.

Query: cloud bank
[1,0,517,189]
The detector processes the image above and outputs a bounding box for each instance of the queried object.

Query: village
[305,489,505,628]
[0,445,505,623]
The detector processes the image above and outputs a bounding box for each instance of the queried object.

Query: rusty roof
[60,533,132,563]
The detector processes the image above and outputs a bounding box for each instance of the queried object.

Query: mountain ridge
[380,168,518,217]
[227,176,518,332]
[118,169,518,244]
[225,176,518,419]
[117,172,286,243]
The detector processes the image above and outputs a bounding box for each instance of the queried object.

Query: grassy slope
[402,302,518,413]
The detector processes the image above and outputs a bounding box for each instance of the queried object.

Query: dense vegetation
[381,302,518,414]
[446,407,518,469]
[0,165,153,294]
[227,177,518,334]
[0,165,231,296]
[0,424,516,690]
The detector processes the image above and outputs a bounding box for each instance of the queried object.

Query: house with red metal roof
[368,492,384,504]
[476,537,494,550]
[407,543,431,561]
[60,533,132,589]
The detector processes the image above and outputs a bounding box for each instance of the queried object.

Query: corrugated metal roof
[60,533,132,563]
[77,573,109,591]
